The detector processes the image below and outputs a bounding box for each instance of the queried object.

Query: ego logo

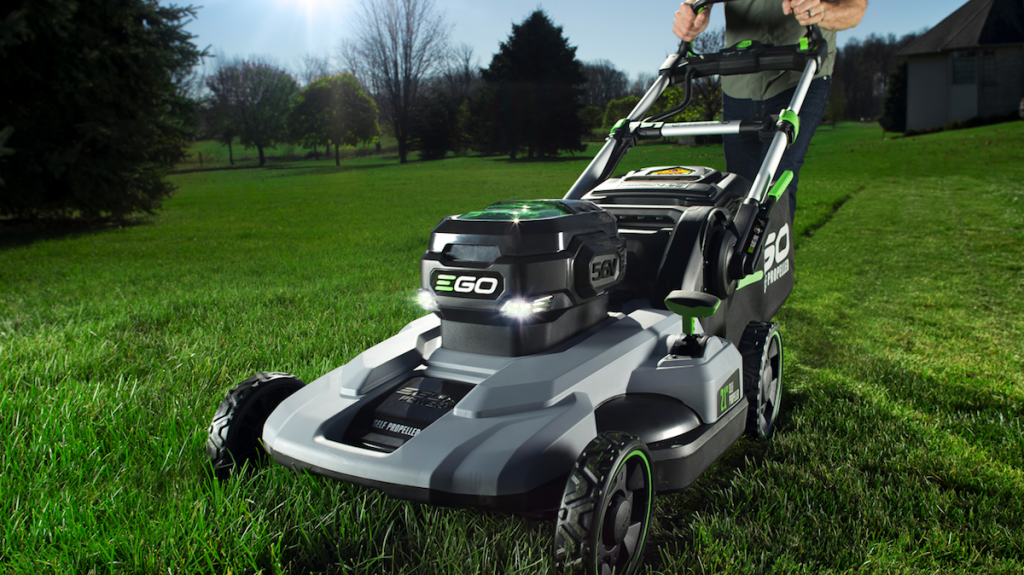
[763,223,791,291]
[589,253,621,290]
[431,270,504,300]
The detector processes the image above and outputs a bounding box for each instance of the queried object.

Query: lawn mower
[207,2,826,572]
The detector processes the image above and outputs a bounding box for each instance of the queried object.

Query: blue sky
[175,0,969,79]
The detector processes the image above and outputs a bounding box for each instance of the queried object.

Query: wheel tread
[206,372,304,479]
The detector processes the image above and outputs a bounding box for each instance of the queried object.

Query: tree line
[1,0,925,222]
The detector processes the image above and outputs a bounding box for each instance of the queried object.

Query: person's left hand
[783,0,825,26]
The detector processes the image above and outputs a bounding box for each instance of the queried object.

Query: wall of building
[907,54,950,131]
[979,45,1024,118]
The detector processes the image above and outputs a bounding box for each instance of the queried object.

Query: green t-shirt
[720,0,837,100]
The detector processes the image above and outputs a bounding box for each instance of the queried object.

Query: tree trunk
[257,144,265,166]
[335,143,340,166]
[397,135,408,164]
[228,141,234,165]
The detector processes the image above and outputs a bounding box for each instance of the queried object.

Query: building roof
[898,0,1024,56]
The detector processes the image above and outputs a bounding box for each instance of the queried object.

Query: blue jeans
[722,77,832,216]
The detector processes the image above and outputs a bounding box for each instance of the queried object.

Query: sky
[175,0,971,80]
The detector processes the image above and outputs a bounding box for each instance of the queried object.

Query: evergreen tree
[477,11,587,159]
[409,91,460,160]
[882,61,909,133]
[0,0,204,220]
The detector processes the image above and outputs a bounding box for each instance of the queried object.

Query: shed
[898,0,1024,131]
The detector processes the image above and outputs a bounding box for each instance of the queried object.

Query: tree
[831,31,922,121]
[341,0,452,164]
[583,60,629,109]
[477,10,587,159]
[604,95,641,129]
[409,91,460,160]
[295,53,332,87]
[580,105,604,138]
[289,73,380,165]
[0,0,204,220]
[440,43,481,104]
[688,28,725,123]
[881,61,909,132]
[206,59,298,166]
[203,68,241,165]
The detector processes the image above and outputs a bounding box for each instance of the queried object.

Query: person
[673,0,866,216]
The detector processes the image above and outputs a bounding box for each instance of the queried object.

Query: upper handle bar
[677,0,826,68]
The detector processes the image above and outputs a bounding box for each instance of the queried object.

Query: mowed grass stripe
[1,122,1022,573]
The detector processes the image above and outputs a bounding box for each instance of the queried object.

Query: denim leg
[722,77,832,216]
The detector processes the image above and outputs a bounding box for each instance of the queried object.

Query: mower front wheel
[740,322,783,440]
[206,372,305,479]
[554,431,653,575]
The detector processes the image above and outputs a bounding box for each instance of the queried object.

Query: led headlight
[417,289,439,312]
[500,295,553,319]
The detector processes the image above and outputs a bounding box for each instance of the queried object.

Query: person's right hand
[673,1,712,41]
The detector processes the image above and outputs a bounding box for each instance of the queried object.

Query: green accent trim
[779,108,800,140]
[437,274,456,280]
[610,118,627,136]
[800,37,809,51]
[768,170,794,201]
[737,40,753,49]
[458,200,572,222]
[596,449,652,569]
[435,287,454,292]
[737,270,764,290]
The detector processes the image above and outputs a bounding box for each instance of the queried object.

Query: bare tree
[441,42,479,104]
[340,0,452,163]
[583,60,629,109]
[631,71,658,97]
[295,52,332,87]
[690,28,725,122]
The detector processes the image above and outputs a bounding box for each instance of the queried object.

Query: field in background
[1,121,1022,573]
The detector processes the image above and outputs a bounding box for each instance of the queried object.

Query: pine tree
[0,0,204,220]
[476,11,587,159]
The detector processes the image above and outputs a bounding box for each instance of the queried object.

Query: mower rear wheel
[554,431,653,575]
[206,372,305,479]
[740,322,783,440]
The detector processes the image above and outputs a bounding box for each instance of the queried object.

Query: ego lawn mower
[207,2,826,572]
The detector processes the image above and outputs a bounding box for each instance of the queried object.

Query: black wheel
[554,431,653,575]
[740,322,783,440]
[206,371,305,479]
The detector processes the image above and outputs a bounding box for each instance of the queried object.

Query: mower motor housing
[421,199,626,357]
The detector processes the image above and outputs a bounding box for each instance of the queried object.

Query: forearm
[821,0,867,31]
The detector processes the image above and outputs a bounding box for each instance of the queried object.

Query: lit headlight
[417,289,439,312]
[500,295,553,318]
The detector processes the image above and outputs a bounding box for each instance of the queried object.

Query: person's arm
[783,0,867,32]
[673,0,712,41]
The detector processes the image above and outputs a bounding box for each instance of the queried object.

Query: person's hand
[783,0,826,26]
[673,1,711,42]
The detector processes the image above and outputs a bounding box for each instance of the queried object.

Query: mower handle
[677,0,735,57]
[678,0,825,63]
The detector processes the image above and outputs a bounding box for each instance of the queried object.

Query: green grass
[2,121,1023,573]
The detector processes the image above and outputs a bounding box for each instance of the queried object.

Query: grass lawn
[1,121,1023,573]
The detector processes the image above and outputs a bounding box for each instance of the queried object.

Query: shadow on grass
[483,155,597,164]
[0,216,151,252]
